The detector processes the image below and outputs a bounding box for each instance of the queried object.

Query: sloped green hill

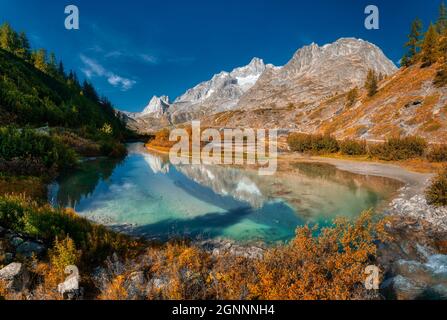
[0,48,125,136]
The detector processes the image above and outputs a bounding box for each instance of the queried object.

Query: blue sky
[0,0,442,112]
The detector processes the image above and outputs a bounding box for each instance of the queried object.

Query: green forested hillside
[0,23,130,180]
[0,48,125,134]
[0,23,127,137]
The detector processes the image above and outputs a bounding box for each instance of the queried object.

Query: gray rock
[125,271,146,299]
[11,237,24,247]
[431,284,447,299]
[16,241,45,258]
[382,275,427,300]
[150,277,168,290]
[3,253,14,265]
[390,195,447,232]
[0,262,29,292]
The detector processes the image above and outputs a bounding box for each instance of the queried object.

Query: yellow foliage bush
[49,236,80,277]
[99,275,128,300]
[250,211,389,300]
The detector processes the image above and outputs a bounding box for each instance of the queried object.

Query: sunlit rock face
[140,96,171,118]
[236,38,397,110]
[124,38,397,133]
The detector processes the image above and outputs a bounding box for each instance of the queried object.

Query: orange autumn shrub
[209,254,257,300]
[99,275,128,300]
[146,242,212,300]
[249,210,389,300]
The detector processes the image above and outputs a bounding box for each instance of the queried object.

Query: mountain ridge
[123,38,399,135]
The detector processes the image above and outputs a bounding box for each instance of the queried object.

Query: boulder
[10,237,24,247]
[16,241,46,258]
[2,253,14,265]
[0,262,29,292]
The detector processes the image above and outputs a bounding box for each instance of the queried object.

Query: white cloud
[105,51,124,58]
[80,54,136,91]
[139,54,158,64]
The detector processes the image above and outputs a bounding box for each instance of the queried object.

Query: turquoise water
[49,143,402,244]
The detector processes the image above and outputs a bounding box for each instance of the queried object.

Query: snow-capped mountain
[168,57,272,123]
[125,38,397,133]
[139,95,171,118]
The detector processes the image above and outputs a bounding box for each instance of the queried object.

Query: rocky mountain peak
[140,95,170,118]
[236,38,397,111]
[285,38,396,78]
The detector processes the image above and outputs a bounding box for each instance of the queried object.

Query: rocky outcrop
[390,194,447,231]
[140,96,171,118]
[0,263,29,292]
[1,227,47,269]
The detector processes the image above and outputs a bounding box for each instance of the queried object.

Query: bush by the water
[427,144,447,162]
[287,133,339,154]
[0,127,77,175]
[367,136,427,161]
[426,168,447,207]
[0,194,136,265]
[287,134,435,162]
[339,139,367,156]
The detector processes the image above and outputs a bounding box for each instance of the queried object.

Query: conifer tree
[365,69,378,97]
[82,80,99,103]
[437,1,447,34]
[32,49,48,73]
[402,19,423,67]
[0,22,19,53]
[58,61,66,79]
[421,23,439,67]
[17,31,31,60]
[346,87,359,108]
[48,52,58,76]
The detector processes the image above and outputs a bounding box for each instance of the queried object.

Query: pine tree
[82,80,99,102]
[434,63,447,87]
[0,22,19,53]
[346,87,359,108]
[365,69,378,97]
[17,31,31,60]
[421,24,439,67]
[32,49,48,73]
[58,61,66,79]
[48,52,58,76]
[402,19,423,67]
[437,1,447,34]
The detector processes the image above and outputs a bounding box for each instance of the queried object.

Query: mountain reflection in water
[48,143,402,244]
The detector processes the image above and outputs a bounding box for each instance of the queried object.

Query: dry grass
[0,176,46,200]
